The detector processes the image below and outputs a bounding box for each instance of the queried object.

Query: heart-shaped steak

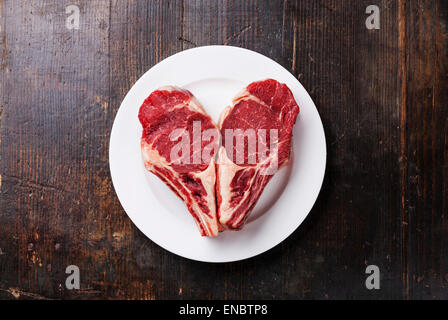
[138,79,299,236]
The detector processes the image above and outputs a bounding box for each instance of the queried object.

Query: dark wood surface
[0,0,446,299]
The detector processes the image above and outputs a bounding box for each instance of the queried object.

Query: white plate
[109,46,326,263]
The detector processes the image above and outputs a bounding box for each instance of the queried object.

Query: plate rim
[109,45,327,263]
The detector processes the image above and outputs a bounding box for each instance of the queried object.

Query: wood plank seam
[398,0,410,300]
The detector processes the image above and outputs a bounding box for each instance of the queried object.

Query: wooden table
[0,0,446,300]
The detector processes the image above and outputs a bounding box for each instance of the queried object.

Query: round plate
[109,46,326,263]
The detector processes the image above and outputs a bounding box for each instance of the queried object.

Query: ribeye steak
[138,86,220,236]
[217,79,300,229]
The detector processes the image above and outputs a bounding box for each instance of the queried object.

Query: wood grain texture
[0,0,446,299]
[399,0,448,299]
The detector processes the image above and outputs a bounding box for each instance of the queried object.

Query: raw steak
[216,79,300,229]
[138,86,220,236]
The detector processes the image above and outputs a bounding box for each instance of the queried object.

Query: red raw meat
[216,79,300,229]
[138,86,220,236]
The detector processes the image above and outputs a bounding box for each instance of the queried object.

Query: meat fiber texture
[138,86,220,236]
[138,79,299,236]
[217,79,300,230]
